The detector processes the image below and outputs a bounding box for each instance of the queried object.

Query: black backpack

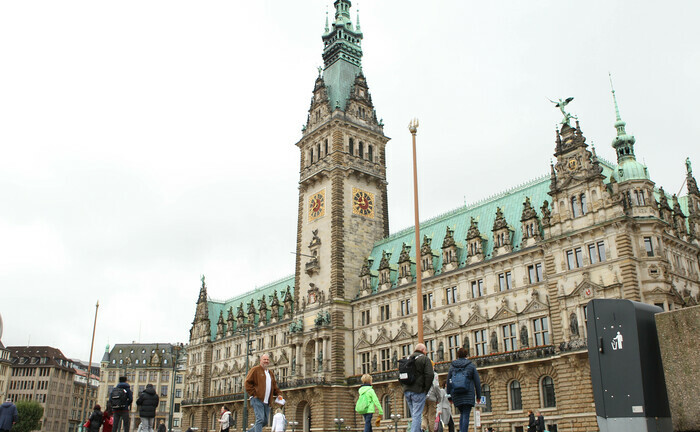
[110,387,129,410]
[398,354,421,385]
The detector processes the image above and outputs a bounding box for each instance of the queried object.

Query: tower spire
[324,7,329,34]
[609,73,637,162]
[356,7,361,32]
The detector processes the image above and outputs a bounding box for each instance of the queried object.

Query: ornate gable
[465,304,487,326]
[393,323,413,342]
[355,331,371,349]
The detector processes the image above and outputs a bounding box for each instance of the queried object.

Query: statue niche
[305,229,321,275]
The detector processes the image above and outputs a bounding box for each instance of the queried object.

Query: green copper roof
[207,274,294,339]
[321,0,363,111]
[613,158,650,182]
[364,160,616,292]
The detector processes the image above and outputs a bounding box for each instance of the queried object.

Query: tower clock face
[308,189,326,221]
[352,188,375,218]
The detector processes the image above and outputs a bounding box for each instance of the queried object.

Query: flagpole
[82,301,99,430]
[409,119,424,343]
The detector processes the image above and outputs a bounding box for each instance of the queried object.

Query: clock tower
[292,0,389,380]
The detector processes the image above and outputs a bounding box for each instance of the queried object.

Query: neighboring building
[182,2,700,432]
[98,343,186,432]
[68,360,100,432]
[0,341,11,400]
[7,346,76,432]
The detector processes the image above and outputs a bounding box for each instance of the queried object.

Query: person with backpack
[355,374,383,432]
[112,376,134,432]
[87,404,103,432]
[399,343,434,432]
[270,408,286,432]
[446,348,481,432]
[136,384,159,432]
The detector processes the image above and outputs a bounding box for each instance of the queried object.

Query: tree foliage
[11,400,44,432]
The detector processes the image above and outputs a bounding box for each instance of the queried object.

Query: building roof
[8,345,74,372]
[104,343,181,369]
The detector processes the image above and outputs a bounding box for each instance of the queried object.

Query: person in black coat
[527,410,536,432]
[535,411,545,432]
[88,405,103,432]
[446,348,481,432]
[136,384,160,432]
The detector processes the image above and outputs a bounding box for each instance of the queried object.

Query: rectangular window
[422,292,434,310]
[380,349,391,371]
[528,263,543,283]
[159,401,166,412]
[400,299,412,316]
[566,247,584,269]
[138,371,147,381]
[445,286,457,304]
[470,279,484,298]
[499,271,512,291]
[361,310,371,326]
[361,352,371,374]
[533,317,550,346]
[175,389,182,398]
[474,330,488,356]
[575,247,584,267]
[597,241,606,262]
[502,324,517,351]
[380,305,390,321]
[588,243,598,264]
[447,334,460,360]
[160,385,168,397]
[425,339,435,360]
[401,344,413,358]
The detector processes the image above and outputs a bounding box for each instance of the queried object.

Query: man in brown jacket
[245,354,283,432]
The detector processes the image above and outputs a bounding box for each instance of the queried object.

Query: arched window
[349,138,354,155]
[482,384,492,412]
[508,380,522,410]
[638,190,646,205]
[580,194,587,215]
[324,139,329,156]
[310,148,314,164]
[317,143,321,159]
[540,376,556,408]
[359,141,364,158]
[368,145,373,162]
[383,395,392,418]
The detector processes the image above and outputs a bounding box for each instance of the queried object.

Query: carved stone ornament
[359,257,373,277]
[308,229,322,248]
[540,200,551,226]
[379,251,391,270]
[466,217,481,240]
[398,243,412,264]
[442,226,456,248]
[421,235,433,256]
[492,207,508,231]
[521,197,538,222]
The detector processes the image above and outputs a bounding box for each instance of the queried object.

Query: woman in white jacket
[271,408,286,432]
[218,406,231,432]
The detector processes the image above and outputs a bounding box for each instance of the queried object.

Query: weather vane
[549,97,575,125]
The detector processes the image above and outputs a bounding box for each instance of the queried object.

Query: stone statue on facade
[520,325,529,348]
[570,312,580,337]
[371,354,378,372]
[437,342,445,362]
[490,331,498,353]
[291,356,296,374]
[392,350,398,369]
[317,350,323,372]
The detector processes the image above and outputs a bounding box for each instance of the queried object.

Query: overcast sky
[1,1,698,361]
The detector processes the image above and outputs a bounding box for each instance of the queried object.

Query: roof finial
[609,72,622,123]
[356,6,361,32]
[324,7,329,34]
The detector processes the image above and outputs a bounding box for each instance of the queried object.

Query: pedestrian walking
[427,378,454,432]
[157,419,166,432]
[219,406,231,432]
[0,399,19,432]
[136,384,159,432]
[526,410,536,432]
[103,404,114,432]
[87,404,104,432]
[446,348,481,432]
[355,374,383,432]
[244,354,284,432]
[271,408,286,432]
[112,376,134,432]
[535,410,545,432]
[400,343,435,432]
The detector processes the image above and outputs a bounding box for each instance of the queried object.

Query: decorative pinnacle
[408,118,419,134]
[356,7,361,31]
[324,8,329,33]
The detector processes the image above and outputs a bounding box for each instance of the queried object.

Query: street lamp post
[390,414,402,432]
[408,119,424,343]
[242,323,256,431]
[289,421,299,432]
[334,418,345,432]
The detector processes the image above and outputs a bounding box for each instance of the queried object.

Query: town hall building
[182,2,700,431]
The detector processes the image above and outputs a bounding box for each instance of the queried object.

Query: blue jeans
[404,391,427,432]
[247,397,270,432]
[363,413,373,432]
[139,417,155,432]
[456,405,472,432]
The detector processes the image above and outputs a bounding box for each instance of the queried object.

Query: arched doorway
[295,401,311,432]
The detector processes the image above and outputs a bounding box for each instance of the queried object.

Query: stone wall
[655,305,700,432]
